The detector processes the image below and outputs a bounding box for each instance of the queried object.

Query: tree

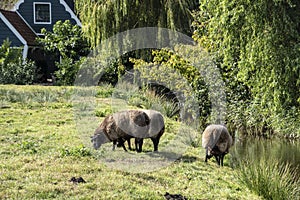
[75,0,199,48]
[193,0,300,134]
[74,0,199,85]
[38,20,90,85]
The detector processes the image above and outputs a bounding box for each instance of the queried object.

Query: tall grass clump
[129,89,180,119]
[238,157,300,200]
[112,82,180,119]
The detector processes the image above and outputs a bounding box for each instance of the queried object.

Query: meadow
[0,85,269,199]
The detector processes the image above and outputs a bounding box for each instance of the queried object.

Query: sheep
[202,124,233,166]
[91,110,150,151]
[134,109,165,152]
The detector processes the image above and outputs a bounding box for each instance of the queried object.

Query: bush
[37,20,90,85]
[96,84,114,98]
[0,39,37,84]
[55,57,83,86]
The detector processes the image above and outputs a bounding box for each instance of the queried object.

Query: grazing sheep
[91,110,150,151]
[134,109,165,152]
[91,109,165,152]
[202,124,233,166]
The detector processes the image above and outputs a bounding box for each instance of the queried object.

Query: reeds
[238,156,300,200]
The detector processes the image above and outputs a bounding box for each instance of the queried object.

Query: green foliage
[131,47,210,123]
[75,0,198,48]
[151,48,210,117]
[55,57,85,86]
[238,157,300,200]
[0,0,18,9]
[39,20,89,59]
[96,84,114,98]
[19,139,39,154]
[38,20,90,85]
[95,107,112,117]
[0,39,37,84]
[193,0,300,136]
[75,0,199,85]
[60,144,92,157]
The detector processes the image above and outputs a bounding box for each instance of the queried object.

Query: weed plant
[237,154,299,200]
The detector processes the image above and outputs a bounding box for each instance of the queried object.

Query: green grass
[0,85,262,199]
[237,154,300,200]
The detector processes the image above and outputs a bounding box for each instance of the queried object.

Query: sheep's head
[91,129,109,150]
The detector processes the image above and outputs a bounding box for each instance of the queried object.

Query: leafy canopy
[192,0,300,134]
[37,20,90,85]
[38,20,89,59]
[75,0,199,48]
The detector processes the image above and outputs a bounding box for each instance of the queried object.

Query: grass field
[0,85,262,199]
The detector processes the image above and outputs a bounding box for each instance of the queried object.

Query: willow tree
[75,0,198,48]
[193,0,300,135]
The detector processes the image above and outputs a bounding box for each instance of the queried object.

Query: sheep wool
[91,109,165,152]
[202,124,233,166]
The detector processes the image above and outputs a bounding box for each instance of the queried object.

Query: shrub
[95,107,112,117]
[37,20,90,85]
[96,84,114,98]
[54,57,84,86]
[0,39,37,84]
[131,47,210,124]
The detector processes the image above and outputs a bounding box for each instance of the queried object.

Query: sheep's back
[113,110,150,138]
[202,124,233,155]
[142,109,165,138]
[202,125,222,149]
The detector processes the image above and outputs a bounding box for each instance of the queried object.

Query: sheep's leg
[135,138,143,152]
[121,143,128,151]
[220,154,224,166]
[205,148,210,162]
[127,139,132,151]
[135,138,138,151]
[119,139,128,151]
[112,141,117,151]
[116,139,127,151]
[151,137,160,151]
[220,153,225,166]
[214,155,220,165]
[138,138,143,152]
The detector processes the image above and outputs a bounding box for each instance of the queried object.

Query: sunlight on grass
[0,85,262,199]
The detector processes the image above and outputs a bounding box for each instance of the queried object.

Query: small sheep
[91,110,150,151]
[202,124,233,166]
[134,109,165,152]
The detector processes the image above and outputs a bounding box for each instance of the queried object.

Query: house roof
[0,9,38,46]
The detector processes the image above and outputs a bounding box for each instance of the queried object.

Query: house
[0,0,81,81]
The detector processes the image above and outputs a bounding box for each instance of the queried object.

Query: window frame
[33,2,51,24]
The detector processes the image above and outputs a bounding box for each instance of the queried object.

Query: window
[34,2,51,24]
